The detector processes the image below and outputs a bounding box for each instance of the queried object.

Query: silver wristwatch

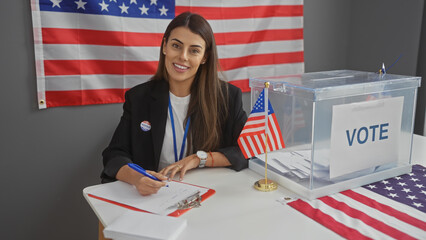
[197,150,207,168]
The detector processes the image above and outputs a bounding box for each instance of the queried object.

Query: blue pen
[127,163,168,187]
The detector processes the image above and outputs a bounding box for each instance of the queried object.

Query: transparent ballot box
[247,70,421,199]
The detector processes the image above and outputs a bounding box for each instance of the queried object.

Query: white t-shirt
[158,92,190,171]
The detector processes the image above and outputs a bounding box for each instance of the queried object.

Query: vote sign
[330,97,404,178]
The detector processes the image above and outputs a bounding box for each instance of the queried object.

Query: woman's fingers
[147,170,168,181]
[159,154,200,180]
[168,164,182,180]
[135,176,166,196]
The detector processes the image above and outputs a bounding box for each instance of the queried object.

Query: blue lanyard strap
[168,96,191,162]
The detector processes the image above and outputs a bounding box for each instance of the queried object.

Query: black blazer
[101,80,248,183]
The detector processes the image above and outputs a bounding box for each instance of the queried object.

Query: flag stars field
[50,0,62,8]
[139,4,149,15]
[60,0,172,17]
[74,0,87,10]
[406,195,418,200]
[119,2,129,14]
[99,1,109,12]
[397,182,407,186]
[402,188,412,193]
[363,165,426,212]
[413,202,424,208]
[410,177,420,182]
[388,193,398,198]
[159,5,168,16]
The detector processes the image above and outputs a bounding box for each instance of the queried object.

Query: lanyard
[168,96,190,162]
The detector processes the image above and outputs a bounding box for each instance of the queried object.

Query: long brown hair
[151,12,228,153]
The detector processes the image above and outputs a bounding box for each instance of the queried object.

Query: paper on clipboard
[87,180,211,216]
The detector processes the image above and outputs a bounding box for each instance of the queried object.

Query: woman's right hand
[116,165,167,196]
[133,170,167,196]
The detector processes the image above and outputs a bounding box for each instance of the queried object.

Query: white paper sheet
[330,97,403,178]
[256,150,313,179]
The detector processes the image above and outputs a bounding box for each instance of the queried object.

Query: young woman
[101,12,247,196]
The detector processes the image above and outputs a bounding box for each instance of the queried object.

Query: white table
[84,134,426,240]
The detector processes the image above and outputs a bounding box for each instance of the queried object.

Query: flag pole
[264,82,269,183]
[254,82,278,191]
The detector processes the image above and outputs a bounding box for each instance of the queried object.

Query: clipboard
[86,180,215,217]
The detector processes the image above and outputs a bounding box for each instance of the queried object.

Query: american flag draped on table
[288,165,426,240]
[238,89,285,159]
[30,0,304,108]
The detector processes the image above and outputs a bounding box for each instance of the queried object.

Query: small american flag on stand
[238,89,285,159]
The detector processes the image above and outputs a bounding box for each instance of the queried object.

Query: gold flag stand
[254,82,278,192]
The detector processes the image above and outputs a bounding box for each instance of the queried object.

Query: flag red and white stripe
[30,0,304,108]
[288,186,426,240]
[238,89,285,159]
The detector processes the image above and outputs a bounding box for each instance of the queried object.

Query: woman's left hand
[159,154,200,180]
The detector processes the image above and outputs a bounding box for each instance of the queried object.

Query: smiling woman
[101,12,248,196]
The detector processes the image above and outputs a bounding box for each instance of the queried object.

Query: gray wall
[0,1,424,239]
[347,1,423,75]
[416,2,426,134]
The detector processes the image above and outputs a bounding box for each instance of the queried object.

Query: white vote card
[330,96,403,179]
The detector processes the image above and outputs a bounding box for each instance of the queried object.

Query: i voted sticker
[140,121,151,132]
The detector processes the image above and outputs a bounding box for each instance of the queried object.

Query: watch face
[197,150,207,159]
